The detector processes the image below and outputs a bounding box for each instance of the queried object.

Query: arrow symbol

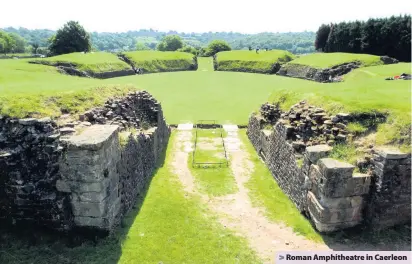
[279,255,284,260]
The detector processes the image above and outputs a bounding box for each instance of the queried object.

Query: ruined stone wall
[365,150,411,229]
[0,117,72,230]
[0,91,170,232]
[277,56,398,83]
[247,117,307,211]
[247,105,410,232]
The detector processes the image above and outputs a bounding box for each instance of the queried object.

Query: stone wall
[365,149,411,229]
[0,117,72,230]
[0,91,170,233]
[247,103,410,232]
[277,56,398,83]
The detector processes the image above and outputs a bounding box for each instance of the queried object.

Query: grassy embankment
[0,56,410,150]
[31,52,131,73]
[215,50,295,73]
[123,50,197,73]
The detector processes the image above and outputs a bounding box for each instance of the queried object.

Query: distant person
[256,47,260,54]
[248,46,252,51]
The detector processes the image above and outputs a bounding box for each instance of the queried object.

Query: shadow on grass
[318,223,411,251]
[0,136,170,264]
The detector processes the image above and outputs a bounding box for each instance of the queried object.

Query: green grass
[189,129,237,196]
[347,122,368,135]
[0,58,410,150]
[216,50,295,73]
[238,130,322,241]
[123,51,196,73]
[268,63,411,149]
[328,143,360,166]
[289,52,383,69]
[0,132,260,264]
[31,52,131,73]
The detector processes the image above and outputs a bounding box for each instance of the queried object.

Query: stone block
[315,172,371,198]
[316,194,364,209]
[375,148,409,160]
[305,145,332,163]
[65,125,119,151]
[307,192,362,232]
[318,158,355,179]
[71,189,120,218]
[72,200,107,217]
[56,175,117,193]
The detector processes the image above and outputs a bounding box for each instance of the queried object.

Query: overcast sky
[1,0,410,33]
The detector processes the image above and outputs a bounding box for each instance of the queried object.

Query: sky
[1,0,410,33]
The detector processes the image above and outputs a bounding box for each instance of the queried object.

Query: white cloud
[1,0,410,33]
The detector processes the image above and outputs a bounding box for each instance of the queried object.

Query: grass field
[0,56,410,149]
[216,50,295,73]
[290,52,383,68]
[31,52,131,73]
[123,50,196,73]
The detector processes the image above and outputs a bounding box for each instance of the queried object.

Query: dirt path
[170,126,410,263]
[217,126,330,263]
[171,127,330,263]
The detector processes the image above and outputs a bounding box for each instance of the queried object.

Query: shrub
[205,40,231,56]
[156,35,183,51]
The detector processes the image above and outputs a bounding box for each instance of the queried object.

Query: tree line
[0,30,28,54]
[315,15,411,62]
[1,25,315,55]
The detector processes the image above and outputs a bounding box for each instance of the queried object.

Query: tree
[205,40,231,56]
[136,42,150,50]
[0,38,6,54]
[31,42,40,54]
[8,33,26,53]
[0,31,14,54]
[48,21,91,55]
[314,24,331,51]
[156,35,183,51]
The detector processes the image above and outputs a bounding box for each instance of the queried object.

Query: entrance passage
[192,120,229,167]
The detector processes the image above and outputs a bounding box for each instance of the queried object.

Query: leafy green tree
[314,24,330,51]
[9,33,26,53]
[0,31,15,54]
[136,42,150,50]
[156,35,183,51]
[0,38,6,54]
[205,40,231,56]
[48,21,91,55]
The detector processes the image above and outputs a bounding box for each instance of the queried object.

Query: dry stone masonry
[248,102,411,232]
[277,56,399,83]
[0,91,170,233]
